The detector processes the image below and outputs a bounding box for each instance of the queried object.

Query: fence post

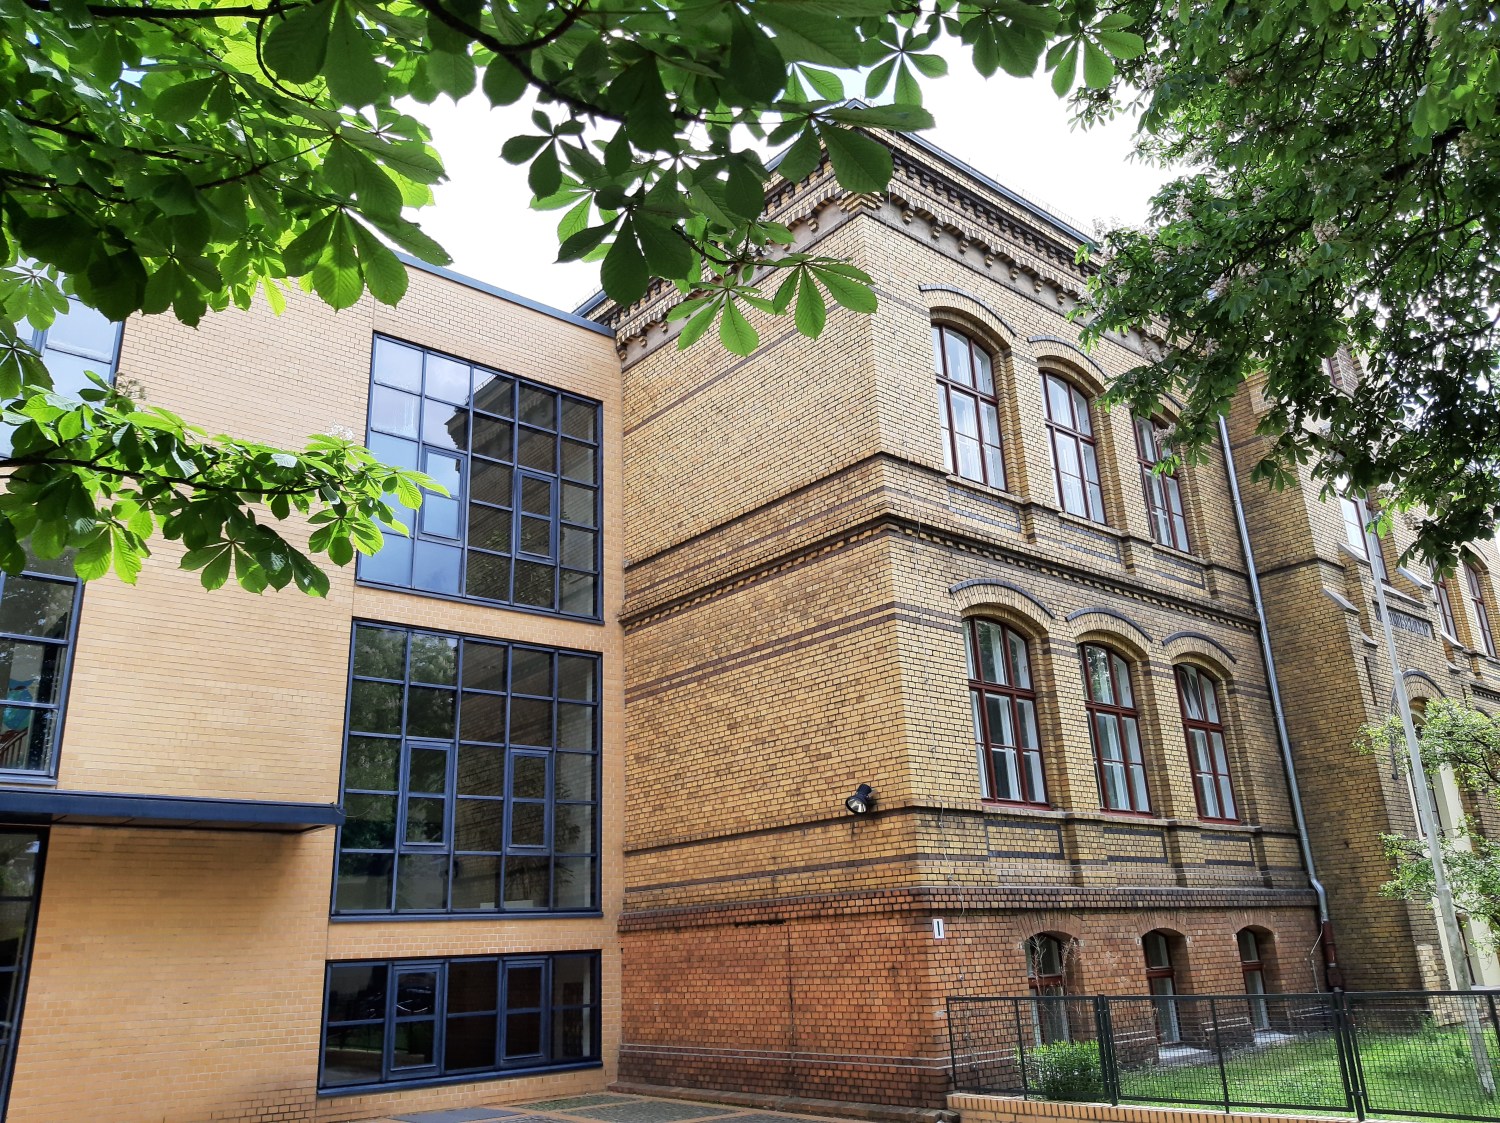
[1337,991,1368,1121]
[1092,996,1118,1105]
[1013,999,1030,1099]
[1209,997,1230,1113]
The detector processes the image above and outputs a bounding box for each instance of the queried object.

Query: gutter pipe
[1217,416,1342,989]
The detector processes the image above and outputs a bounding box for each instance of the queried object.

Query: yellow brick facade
[0,131,1493,1122]
[603,140,1321,1107]
[4,264,624,1123]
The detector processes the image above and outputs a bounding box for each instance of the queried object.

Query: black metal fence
[948,991,1500,1121]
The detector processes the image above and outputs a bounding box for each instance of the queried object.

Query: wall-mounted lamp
[844,783,875,815]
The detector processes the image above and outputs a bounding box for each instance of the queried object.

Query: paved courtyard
[359,1092,859,1123]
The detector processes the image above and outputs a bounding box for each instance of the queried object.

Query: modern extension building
[0,127,1493,1122]
[0,267,624,1122]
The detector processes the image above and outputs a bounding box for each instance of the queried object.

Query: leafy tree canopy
[0,0,1139,592]
[1359,700,1500,937]
[0,0,1492,593]
[1077,0,1500,569]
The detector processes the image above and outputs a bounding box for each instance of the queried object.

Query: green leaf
[908,52,947,78]
[263,2,333,83]
[1082,39,1115,89]
[894,60,922,106]
[813,265,877,312]
[558,220,617,262]
[729,15,786,101]
[759,3,867,68]
[350,221,408,306]
[634,215,693,279]
[501,135,551,165]
[312,215,364,309]
[818,126,894,193]
[1094,29,1146,59]
[482,57,529,105]
[718,299,758,356]
[826,103,935,131]
[795,272,827,337]
[801,66,846,100]
[324,1,385,107]
[777,128,823,183]
[676,302,718,349]
[1051,42,1079,96]
[528,143,563,198]
[601,223,652,306]
[73,529,113,581]
[865,58,897,98]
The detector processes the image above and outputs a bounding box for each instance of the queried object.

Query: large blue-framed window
[335,622,599,916]
[0,830,44,1119]
[0,556,82,779]
[320,952,599,1092]
[358,336,602,619]
[19,298,122,400]
[0,301,117,781]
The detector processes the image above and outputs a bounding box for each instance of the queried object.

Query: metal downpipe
[1217,416,1341,988]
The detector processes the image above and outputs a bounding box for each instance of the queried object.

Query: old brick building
[594,135,1329,1107]
[0,129,1493,1122]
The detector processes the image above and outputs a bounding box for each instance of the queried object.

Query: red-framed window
[1042,372,1105,522]
[1339,492,1387,582]
[1134,418,1190,552]
[1465,561,1497,658]
[1082,644,1150,814]
[1238,929,1270,1031]
[1143,931,1181,1043]
[1025,935,1070,1044]
[967,619,1046,806]
[1436,576,1460,641]
[1176,664,1238,822]
[932,326,1005,490]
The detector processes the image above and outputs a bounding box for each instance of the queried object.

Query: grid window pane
[934,326,1005,488]
[1178,665,1238,821]
[337,624,600,917]
[968,619,1046,805]
[359,336,602,617]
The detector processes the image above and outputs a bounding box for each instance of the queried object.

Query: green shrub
[1026,1040,1106,1102]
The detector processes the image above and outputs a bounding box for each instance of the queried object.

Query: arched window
[932,326,1005,489]
[1339,490,1387,582]
[1463,560,1496,658]
[967,619,1046,806]
[1082,644,1150,814]
[1143,931,1181,1043]
[1237,929,1270,1031]
[1176,665,1238,822]
[1436,575,1459,641]
[1042,372,1104,522]
[1025,935,1070,1044]
[1134,418,1190,552]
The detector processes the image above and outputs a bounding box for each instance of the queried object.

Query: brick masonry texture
[10,132,1500,1123]
[7,268,625,1123]
[606,139,1330,1109]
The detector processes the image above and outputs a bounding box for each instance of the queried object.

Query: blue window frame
[320,952,599,1092]
[335,622,600,917]
[0,830,44,1119]
[358,336,602,619]
[19,297,122,400]
[0,555,83,779]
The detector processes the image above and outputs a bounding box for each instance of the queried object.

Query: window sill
[978,799,1063,818]
[1148,540,1199,564]
[1055,509,1119,536]
[1097,807,1162,822]
[944,474,1023,505]
[318,1059,602,1098]
[330,910,604,923]
[0,773,59,788]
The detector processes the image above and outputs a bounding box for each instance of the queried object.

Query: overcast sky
[410,62,1173,313]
